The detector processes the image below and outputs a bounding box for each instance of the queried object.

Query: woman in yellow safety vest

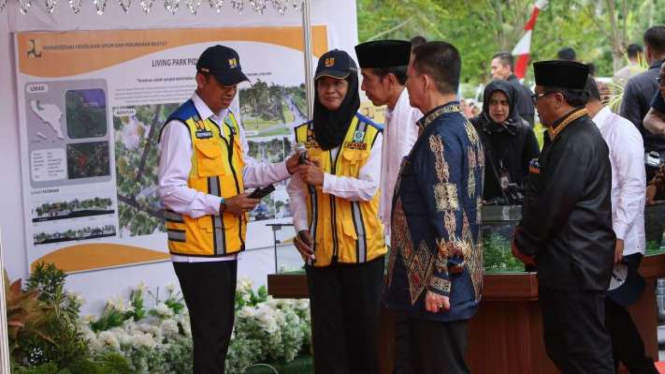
[287,49,387,374]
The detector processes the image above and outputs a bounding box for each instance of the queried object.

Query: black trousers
[392,312,412,374]
[397,316,470,374]
[539,286,614,374]
[173,260,237,374]
[605,254,659,374]
[305,257,384,374]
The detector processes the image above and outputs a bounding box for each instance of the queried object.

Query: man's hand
[511,237,535,266]
[294,230,315,261]
[614,239,625,264]
[285,152,301,175]
[647,184,658,205]
[425,291,450,313]
[297,164,324,186]
[222,193,260,216]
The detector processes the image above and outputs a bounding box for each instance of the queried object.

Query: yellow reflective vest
[294,113,387,267]
[162,100,246,257]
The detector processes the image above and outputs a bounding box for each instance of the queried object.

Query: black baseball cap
[196,45,249,86]
[607,263,645,307]
[314,49,358,81]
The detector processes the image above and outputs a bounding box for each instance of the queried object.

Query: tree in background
[357,0,665,84]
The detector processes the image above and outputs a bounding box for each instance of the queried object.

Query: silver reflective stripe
[306,124,317,266]
[352,202,367,263]
[163,210,184,223]
[208,177,226,255]
[307,179,318,266]
[167,230,186,242]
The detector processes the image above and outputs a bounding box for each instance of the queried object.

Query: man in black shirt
[512,61,615,374]
[490,52,535,126]
[620,26,665,156]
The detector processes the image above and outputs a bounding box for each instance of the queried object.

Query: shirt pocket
[195,141,225,178]
[341,149,369,176]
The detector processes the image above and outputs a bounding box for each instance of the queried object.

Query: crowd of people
[156,25,665,374]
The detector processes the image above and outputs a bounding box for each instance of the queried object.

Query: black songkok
[355,40,412,69]
[533,60,589,90]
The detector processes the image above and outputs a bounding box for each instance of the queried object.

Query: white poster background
[15,27,327,273]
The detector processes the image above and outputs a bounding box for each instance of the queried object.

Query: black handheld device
[248,184,276,199]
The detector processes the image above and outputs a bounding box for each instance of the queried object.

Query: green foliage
[5,274,54,364]
[13,352,134,374]
[235,283,269,310]
[25,263,66,304]
[91,285,147,332]
[357,0,665,84]
[15,263,89,368]
[483,233,524,272]
[646,240,663,255]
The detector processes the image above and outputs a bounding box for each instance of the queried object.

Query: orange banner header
[17,25,328,78]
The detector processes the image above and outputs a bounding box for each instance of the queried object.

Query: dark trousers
[305,257,384,374]
[605,254,659,374]
[539,286,614,374]
[398,316,470,374]
[392,312,412,374]
[173,260,237,374]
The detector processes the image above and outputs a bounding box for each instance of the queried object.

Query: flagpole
[0,229,11,374]
[512,0,548,79]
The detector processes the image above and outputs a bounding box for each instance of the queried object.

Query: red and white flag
[512,0,548,79]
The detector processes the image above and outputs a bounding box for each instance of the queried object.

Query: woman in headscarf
[472,80,540,204]
[287,49,387,374]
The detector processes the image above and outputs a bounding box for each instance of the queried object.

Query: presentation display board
[15,26,328,273]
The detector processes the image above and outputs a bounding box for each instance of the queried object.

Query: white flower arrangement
[82,278,311,374]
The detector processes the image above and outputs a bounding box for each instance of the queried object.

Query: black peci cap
[355,40,411,69]
[314,49,358,81]
[533,60,589,90]
[196,45,249,86]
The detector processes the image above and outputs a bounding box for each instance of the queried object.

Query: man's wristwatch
[219,198,226,214]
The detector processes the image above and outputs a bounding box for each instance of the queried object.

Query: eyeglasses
[531,91,559,104]
[657,78,665,87]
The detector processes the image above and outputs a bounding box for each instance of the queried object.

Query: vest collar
[192,92,229,124]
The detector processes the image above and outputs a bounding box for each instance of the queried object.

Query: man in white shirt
[354,40,420,374]
[355,40,421,237]
[585,77,659,374]
[158,45,299,374]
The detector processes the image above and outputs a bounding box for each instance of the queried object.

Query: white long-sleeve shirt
[379,88,421,235]
[158,93,291,262]
[592,106,646,255]
[287,132,383,233]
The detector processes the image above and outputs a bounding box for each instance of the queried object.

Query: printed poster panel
[16,26,328,273]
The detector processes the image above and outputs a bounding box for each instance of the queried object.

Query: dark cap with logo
[355,40,411,69]
[607,263,646,307]
[196,45,249,86]
[314,49,358,81]
[533,60,589,90]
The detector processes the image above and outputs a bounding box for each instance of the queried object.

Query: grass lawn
[245,355,313,374]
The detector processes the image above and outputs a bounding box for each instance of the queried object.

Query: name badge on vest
[345,142,368,150]
[195,130,214,139]
[353,130,365,142]
[344,129,367,150]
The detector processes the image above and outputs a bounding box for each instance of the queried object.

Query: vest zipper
[222,124,244,249]
[329,148,342,265]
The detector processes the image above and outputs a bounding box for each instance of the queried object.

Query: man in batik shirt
[384,41,484,374]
